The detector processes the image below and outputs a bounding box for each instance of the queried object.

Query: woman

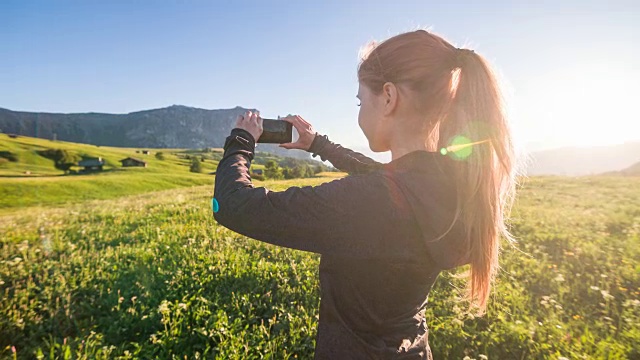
[213,29,516,359]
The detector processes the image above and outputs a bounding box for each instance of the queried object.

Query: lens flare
[440,136,491,161]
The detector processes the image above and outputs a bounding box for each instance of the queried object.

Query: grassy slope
[0,176,638,359]
[0,134,281,211]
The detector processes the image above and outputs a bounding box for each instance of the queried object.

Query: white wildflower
[600,290,614,300]
[158,300,170,313]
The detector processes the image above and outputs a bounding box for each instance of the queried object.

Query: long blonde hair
[358,30,517,314]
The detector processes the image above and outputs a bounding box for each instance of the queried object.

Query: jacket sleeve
[307,133,385,175]
[212,128,416,258]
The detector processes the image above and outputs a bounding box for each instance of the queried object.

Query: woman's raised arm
[212,128,416,259]
[307,133,384,175]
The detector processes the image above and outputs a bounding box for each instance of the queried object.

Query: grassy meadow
[0,137,639,358]
[0,134,262,213]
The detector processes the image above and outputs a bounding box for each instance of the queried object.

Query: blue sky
[1,0,639,161]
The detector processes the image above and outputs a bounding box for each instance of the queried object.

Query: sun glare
[510,62,639,150]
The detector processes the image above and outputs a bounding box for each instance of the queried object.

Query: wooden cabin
[78,157,105,172]
[120,157,147,167]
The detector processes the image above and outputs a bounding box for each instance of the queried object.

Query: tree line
[256,160,322,180]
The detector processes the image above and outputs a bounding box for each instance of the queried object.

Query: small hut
[141,150,150,155]
[120,157,147,168]
[78,157,105,172]
[251,169,264,176]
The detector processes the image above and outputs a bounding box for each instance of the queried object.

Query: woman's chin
[368,142,388,153]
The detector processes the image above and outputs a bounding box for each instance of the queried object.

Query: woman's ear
[382,82,398,116]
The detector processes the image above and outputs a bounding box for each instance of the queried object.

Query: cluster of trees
[154,149,334,177]
[261,160,322,180]
[0,151,19,163]
[36,149,81,174]
[190,157,202,173]
[182,154,207,162]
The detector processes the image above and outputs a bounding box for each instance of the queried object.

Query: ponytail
[440,48,516,314]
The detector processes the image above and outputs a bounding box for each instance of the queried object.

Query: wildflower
[178,303,187,310]
[600,290,614,300]
[553,274,565,282]
[590,286,600,291]
[623,299,640,307]
[479,355,488,360]
[18,240,29,252]
[158,300,170,313]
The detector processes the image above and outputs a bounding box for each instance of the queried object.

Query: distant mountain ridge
[2,105,638,174]
[526,142,640,176]
[621,161,640,176]
[0,105,311,160]
[352,142,640,176]
[600,161,640,176]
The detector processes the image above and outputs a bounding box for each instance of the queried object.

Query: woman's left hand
[234,110,263,142]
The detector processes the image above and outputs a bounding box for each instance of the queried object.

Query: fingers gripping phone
[258,118,293,144]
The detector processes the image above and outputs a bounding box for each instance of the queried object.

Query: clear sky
[1,0,638,161]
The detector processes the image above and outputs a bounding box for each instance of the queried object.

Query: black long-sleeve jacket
[213,128,470,359]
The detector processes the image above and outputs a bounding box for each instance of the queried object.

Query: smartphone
[258,118,293,144]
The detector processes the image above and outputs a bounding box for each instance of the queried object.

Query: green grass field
[0,134,274,213]
[1,136,639,358]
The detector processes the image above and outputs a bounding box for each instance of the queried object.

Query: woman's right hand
[278,114,317,151]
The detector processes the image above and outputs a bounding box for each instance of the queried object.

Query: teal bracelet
[212,197,219,213]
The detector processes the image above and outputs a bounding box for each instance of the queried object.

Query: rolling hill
[621,161,640,175]
[600,161,640,176]
[526,142,640,176]
[0,105,311,160]
[0,133,334,211]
